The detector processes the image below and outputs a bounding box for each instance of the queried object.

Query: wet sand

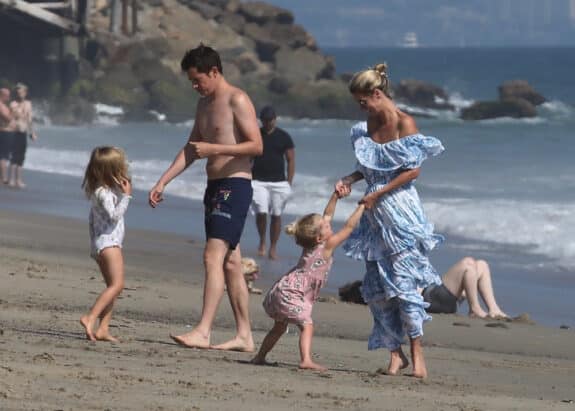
[1,209,574,411]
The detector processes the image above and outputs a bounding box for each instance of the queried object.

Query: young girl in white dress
[80,146,132,342]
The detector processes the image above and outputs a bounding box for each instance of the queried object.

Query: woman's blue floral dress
[343,122,444,351]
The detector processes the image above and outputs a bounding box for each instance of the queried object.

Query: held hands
[359,192,378,209]
[148,182,164,208]
[335,179,352,198]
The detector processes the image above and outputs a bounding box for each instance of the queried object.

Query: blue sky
[263,0,575,48]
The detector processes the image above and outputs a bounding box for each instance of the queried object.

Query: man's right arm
[149,121,201,207]
[0,103,11,123]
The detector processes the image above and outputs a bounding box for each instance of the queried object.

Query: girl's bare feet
[95,328,120,342]
[80,316,96,341]
[299,360,327,371]
[387,349,409,375]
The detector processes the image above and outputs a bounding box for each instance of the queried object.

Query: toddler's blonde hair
[348,62,392,98]
[82,146,129,197]
[285,213,323,249]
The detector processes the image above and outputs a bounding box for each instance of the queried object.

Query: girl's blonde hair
[348,63,392,98]
[285,213,322,249]
[82,146,129,197]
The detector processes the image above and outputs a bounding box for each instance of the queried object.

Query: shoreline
[1,207,575,410]
[1,167,574,327]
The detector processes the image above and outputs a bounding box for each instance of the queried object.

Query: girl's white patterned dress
[89,186,131,259]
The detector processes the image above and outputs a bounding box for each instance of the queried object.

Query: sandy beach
[1,208,574,411]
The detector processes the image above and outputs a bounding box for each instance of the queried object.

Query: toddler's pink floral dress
[263,243,333,325]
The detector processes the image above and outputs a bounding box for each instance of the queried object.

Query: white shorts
[251,180,292,216]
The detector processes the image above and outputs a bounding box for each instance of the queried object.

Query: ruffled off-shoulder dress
[343,122,444,351]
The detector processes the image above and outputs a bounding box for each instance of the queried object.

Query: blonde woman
[336,64,444,378]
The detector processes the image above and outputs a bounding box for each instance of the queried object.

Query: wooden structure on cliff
[0,0,137,96]
[0,0,86,33]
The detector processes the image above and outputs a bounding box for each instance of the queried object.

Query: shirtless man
[148,45,263,352]
[0,88,14,184]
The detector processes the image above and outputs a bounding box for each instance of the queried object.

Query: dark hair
[180,44,223,74]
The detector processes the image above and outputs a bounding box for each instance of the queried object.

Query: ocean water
[2,47,574,326]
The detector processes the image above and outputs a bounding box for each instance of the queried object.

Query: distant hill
[264,0,575,47]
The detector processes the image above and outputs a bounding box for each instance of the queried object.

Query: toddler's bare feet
[212,335,255,352]
[95,329,120,342]
[170,329,210,349]
[299,360,327,371]
[80,316,96,341]
[387,349,409,375]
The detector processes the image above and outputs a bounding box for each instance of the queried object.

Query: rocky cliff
[56,0,357,123]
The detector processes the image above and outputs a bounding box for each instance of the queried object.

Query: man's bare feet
[387,349,409,375]
[211,336,255,352]
[80,315,96,341]
[299,360,327,371]
[95,329,120,343]
[257,244,266,256]
[170,330,210,349]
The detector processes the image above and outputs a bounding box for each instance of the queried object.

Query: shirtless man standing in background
[149,45,262,351]
[0,88,14,184]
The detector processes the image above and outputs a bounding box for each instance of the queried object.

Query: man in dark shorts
[251,105,295,259]
[0,88,14,184]
[149,45,263,351]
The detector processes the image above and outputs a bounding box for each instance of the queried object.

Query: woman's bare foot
[410,338,428,379]
[80,316,96,341]
[170,329,210,349]
[257,244,266,256]
[387,349,409,375]
[211,335,255,352]
[487,310,509,320]
[299,360,327,371]
[95,329,120,343]
[469,310,487,319]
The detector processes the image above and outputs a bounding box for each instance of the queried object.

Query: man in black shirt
[251,106,295,259]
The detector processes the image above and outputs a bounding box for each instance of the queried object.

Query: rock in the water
[461,98,537,120]
[393,79,454,110]
[498,80,546,106]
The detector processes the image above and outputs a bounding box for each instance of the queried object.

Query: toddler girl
[80,146,132,342]
[252,192,364,370]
